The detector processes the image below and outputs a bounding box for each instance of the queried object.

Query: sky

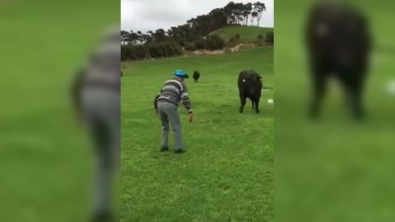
[121,0,274,33]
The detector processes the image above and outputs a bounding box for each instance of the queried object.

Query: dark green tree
[252,2,266,26]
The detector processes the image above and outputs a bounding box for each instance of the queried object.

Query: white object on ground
[267,99,274,104]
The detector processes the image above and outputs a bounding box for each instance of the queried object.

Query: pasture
[121,47,274,221]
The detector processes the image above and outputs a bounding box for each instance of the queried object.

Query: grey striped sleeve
[180,83,192,113]
[153,89,163,109]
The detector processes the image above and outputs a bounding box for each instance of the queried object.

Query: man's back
[154,76,192,113]
[158,77,185,104]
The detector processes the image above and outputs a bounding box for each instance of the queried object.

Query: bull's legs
[348,86,364,120]
[309,68,328,119]
[342,75,365,120]
[249,98,260,113]
[254,98,260,113]
[239,92,246,113]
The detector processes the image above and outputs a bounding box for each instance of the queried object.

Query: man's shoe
[174,149,187,154]
[91,212,111,222]
[160,147,169,152]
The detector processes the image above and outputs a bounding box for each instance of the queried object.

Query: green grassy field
[0,0,118,221]
[212,26,274,43]
[121,47,274,221]
[275,1,395,222]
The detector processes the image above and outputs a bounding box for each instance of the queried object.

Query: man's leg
[82,89,119,221]
[162,103,184,152]
[158,102,170,150]
[85,114,113,221]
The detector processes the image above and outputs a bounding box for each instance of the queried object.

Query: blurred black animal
[192,71,200,83]
[238,70,263,113]
[305,1,372,120]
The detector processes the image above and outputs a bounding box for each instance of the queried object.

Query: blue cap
[174,69,189,78]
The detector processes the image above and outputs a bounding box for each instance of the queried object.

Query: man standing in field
[153,69,193,154]
[71,26,120,222]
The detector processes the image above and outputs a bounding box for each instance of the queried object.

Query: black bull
[238,70,263,113]
[305,2,372,120]
[192,71,200,83]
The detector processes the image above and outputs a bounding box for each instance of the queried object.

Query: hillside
[211,25,274,43]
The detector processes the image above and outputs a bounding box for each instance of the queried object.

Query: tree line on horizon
[121,1,271,61]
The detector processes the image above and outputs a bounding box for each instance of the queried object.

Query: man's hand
[188,112,193,122]
[155,108,158,115]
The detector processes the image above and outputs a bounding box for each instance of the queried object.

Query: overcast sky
[121,0,274,32]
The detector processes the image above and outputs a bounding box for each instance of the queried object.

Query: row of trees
[224,1,266,26]
[121,1,270,61]
[121,42,183,61]
[121,32,273,61]
[121,1,266,46]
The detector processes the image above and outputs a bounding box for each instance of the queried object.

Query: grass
[212,25,274,43]
[275,0,395,222]
[0,0,118,221]
[121,47,274,221]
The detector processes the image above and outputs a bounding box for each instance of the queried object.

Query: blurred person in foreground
[305,0,372,120]
[153,69,193,154]
[71,26,120,222]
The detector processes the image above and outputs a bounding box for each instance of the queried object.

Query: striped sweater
[153,77,193,113]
